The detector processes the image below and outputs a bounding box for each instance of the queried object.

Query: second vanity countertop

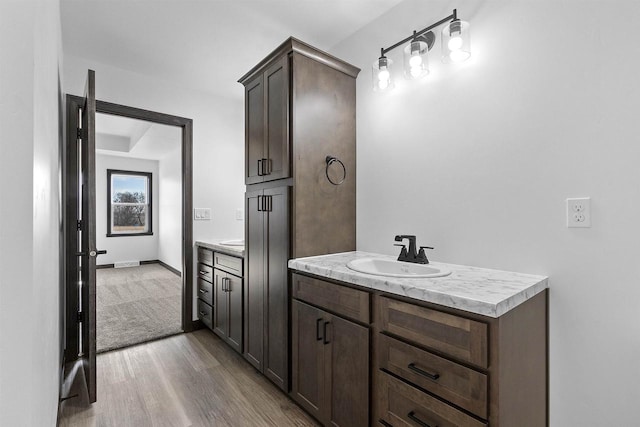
[288,251,548,318]
[196,240,245,258]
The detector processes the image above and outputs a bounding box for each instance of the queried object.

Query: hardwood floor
[59,330,317,426]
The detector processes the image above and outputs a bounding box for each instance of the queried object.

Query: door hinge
[76,311,84,323]
[76,220,83,230]
[76,128,82,139]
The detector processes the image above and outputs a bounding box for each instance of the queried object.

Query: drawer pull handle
[408,363,440,381]
[323,321,331,345]
[407,411,436,427]
[199,270,209,275]
[199,289,207,294]
[316,318,323,341]
[199,311,207,317]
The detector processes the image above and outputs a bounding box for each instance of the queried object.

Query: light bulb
[378,79,389,90]
[409,54,422,68]
[410,66,422,78]
[448,35,463,51]
[378,69,390,82]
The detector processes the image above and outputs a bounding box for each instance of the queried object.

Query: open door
[78,69,104,403]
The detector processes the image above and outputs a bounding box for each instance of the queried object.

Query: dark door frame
[64,96,194,361]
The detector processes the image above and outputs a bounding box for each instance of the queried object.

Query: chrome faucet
[394,235,433,264]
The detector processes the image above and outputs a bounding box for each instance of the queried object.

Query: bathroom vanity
[195,241,245,354]
[288,251,548,427]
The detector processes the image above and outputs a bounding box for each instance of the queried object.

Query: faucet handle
[417,246,433,264]
[394,244,408,261]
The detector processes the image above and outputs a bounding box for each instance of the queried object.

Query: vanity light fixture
[373,8,470,91]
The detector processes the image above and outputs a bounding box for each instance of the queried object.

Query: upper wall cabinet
[239,38,360,193]
[243,55,290,184]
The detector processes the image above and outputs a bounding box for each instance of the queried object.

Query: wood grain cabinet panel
[197,300,213,330]
[378,372,487,427]
[378,296,488,369]
[244,190,264,370]
[245,75,265,185]
[291,299,326,421]
[244,186,290,390]
[292,273,370,323]
[379,334,488,418]
[197,263,212,283]
[213,267,243,354]
[291,299,369,427]
[197,277,213,306]
[197,247,213,267]
[214,252,243,277]
[243,56,289,185]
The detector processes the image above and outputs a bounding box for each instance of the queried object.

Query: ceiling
[61,0,403,99]
[96,113,181,160]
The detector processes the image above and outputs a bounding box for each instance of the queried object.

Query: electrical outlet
[566,198,591,228]
[236,208,244,221]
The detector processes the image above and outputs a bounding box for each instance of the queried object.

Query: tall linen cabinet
[239,38,359,391]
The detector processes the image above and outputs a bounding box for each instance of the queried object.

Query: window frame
[106,169,153,237]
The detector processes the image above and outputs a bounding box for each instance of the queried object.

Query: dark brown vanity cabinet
[244,56,289,185]
[197,248,214,329]
[239,38,359,393]
[244,186,290,389]
[213,269,243,354]
[197,246,244,355]
[291,274,370,427]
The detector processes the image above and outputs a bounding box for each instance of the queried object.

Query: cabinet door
[226,273,243,354]
[213,269,228,340]
[263,186,290,390]
[245,75,264,185]
[326,314,370,427]
[263,56,290,182]
[244,189,264,370]
[291,300,326,422]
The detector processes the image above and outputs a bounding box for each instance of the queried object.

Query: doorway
[94,113,184,353]
[63,74,193,402]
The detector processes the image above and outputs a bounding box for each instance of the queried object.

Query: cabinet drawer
[379,334,487,418]
[378,372,487,427]
[197,277,213,306]
[198,247,213,267]
[214,252,243,277]
[292,273,370,323]
[198,263,213,282]
[198,300,213,330]
[378,296,488,369]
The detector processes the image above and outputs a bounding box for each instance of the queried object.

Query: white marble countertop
[196,240,245,258]
[288,251,548,318]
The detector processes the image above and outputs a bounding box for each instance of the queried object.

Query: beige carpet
[96,264,182,353]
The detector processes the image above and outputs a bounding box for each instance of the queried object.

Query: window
[107,169,153,237]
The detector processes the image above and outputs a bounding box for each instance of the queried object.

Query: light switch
[194,208,212,221]
[236,208,244,221]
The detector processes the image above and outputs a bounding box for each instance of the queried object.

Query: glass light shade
[372,56,394,92]
[442,19,471,63]
[403,39,429,79]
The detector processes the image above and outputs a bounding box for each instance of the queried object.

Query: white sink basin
[219,239,245,246]
[346,258,451,278]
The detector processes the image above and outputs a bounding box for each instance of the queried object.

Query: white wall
[158,145,182,273]
[0,1,63,426]
[331,0,640,424]
[96,154,160,265]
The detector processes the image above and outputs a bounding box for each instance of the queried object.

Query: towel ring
[325,156,346,186]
